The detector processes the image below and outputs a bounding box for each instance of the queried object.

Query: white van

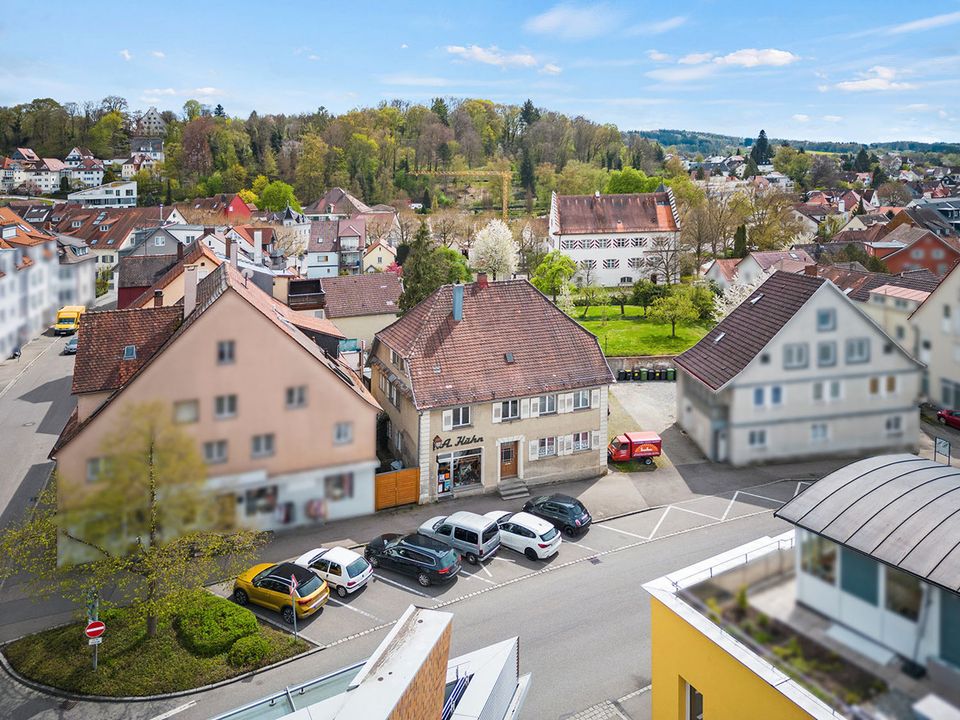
[418,511,500,564]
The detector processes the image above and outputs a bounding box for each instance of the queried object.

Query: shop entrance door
[500,442,518,479]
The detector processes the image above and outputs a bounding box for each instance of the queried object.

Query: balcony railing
[287,292,324,311]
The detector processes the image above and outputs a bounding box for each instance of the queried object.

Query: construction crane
[409,169,512,220]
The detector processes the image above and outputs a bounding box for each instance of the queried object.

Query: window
[572,431,590,451]
[869,377,880,396]
[817,308,836,331]
[217,340,235,364]
[753,387,765,407]
[845,338,870,364]
[451,406,471,428]
[685,682,704,720]
[770,386,783,406]
[783,343,808,369]
[619,276,632,284]
[251,433,275,457]
[334,422,353,445]
[829,380,841,400]
[86,457,103,483]
[203,440,228,464]
[801,532,836,584]
[885,375,897,394]
[389,382,399,407]
[841,546,878,605]
[817,341,836,367]
[573,389,590,410]
[215,394,237,419]
[603,258,619,269]
[501,399,520,420]
[454,527,479,543]
[748,429,767,448]
[286,386,307,409]
[628,257,643,268]
[539,395,557,414]
[811,423,828,443]
[154,236,165,246]
[885,567,921,621]
[173,399,199,424]
[885,415,902,435]
[325,472,355,501]
[390,349,406,372]
[538,436,557,457]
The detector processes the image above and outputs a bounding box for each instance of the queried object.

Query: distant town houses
[549,189,682,286]
[67,180,138,208]
[0,146,107,193]
[134,106,166,138]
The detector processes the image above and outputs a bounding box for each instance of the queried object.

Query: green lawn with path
[569,304,709,356]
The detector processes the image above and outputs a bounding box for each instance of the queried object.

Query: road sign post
[85,594,103,671]
[290,573,299,639]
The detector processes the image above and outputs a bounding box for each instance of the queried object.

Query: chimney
[253,230,263,265]
[476,272,489,290]
[838,199,845,214]
[153,289,163,307]
[183,265,198,317]
[452,283,464,322]
[176,241,183,260]
[230,239,239,268]
[804,264,818,277]
[204,226,215,235]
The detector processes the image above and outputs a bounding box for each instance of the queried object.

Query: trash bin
[666,367,676,381]
[639,368,648,381]
[618,370,627,381]
[632,368,642,381]
[653,369,663,381]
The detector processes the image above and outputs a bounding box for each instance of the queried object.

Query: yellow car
[233,561,329,624]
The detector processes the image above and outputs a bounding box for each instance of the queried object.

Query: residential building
[177,194,252,222]
[120,153,157,179]
[862,284,930,348]
[884,204,958,239]
[116,249,184,309]
[362,241,396,273]
[54,234,97,309]
[303,187,372,220]
[370,277,613,501]
[731,249,815,285]
[212,605,529,720]
[319,272,401,351]
[645,456,960,720]
[911,198,960,235]
[675,272,922,466]
[703,258,746,290]
[67,158,105,189]
[129,137,164,162]
[125,241,223,309]
[881,226,960,277]
[135,107,166,137]
[52,260,377,563]
[549,189,681,286]
[337,216,365,274]
[226,225,276,267]
[6,203,54,226]
[910,262,960,408]
[67,181,137,208]
[302,220,340,278]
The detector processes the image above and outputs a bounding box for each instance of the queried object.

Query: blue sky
[1,1,958,143]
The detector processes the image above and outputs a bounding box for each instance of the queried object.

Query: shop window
[841,546,878,605]
[325,472,355,501]
[885,567,921,621]
[801,533,836,584]
[437,448,482,492]
[203,440,228,464]
[173,399,198,424]
[245,486,277,516]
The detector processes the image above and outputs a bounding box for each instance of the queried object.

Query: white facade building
[67,181,137,208]
[910,263,960,407]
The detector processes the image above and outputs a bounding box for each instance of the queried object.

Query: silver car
[418,511,500,565]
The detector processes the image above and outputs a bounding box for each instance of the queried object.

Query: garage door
[375,469,420,511]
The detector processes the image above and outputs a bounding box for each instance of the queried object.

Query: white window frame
[214,394,237,419]
[817,308,836,332]
[86,457,102,483]
[539,394,557,415]
[845,337,870,364]
[334,421,353,445]
[203,440,228,464]
[217,340,235,365]
[817,341,836,367]
[572,431,590,452]
[173,399,199,424]
[748,429,767,448]
[885,415,903,436]
[572,389,590,410]
[501,399,520,421]
[811,423,828,443]
[286,385,307,409]
[783,343,808,369]
[538,436,557,457]
[452,406,470,428]
[251,433,275,458]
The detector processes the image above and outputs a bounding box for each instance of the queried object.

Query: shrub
[705,597,722,623]
[228,635,270,668]
[735,586,748,613]
[175,593,258,656]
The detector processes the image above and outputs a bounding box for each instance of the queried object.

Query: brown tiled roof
[128,242,222,308]
[749,249,815,271]
[320,273,402,318]
[307,220,338,253]
[117,253,179,288]
[72,306,183,394]
[814,264,942,302]
[884,226,960,257]
[555,191,679,234]
[708,258,742,283]
[303,187,371,215]
[676,272,825,391]
[230,225,275,248]
[374,279,614,410]
[52,206,177,248]
[0,207,51,248]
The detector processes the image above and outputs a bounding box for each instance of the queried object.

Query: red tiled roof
[307,220,338,253]
[230,225,275,248]
[52,206,177,248]
[555,191,679,234]
[0,207,52,248]
[813,265,941,302]
[749,249,815,271]
[676,272,826,391]
[303,187,372,215]
[708,258,742,283]
[128,242,223,308]
[375,279,614,410]
[320,273,402,318]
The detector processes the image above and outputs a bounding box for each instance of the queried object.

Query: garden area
[3,591,309,696]
[571,304,710,356]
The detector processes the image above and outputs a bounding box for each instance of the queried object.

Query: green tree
[257,180,301,211]
[59,175,70,193]
[520,99,540,128]
[519,149,535,196]
[772,146,812,187]
[631,279,669,316]
[749,130,771,165]
[183,99,203,122]
[400,221,458,313]
[648,291,700,337]
[294,132,328,203]
[430,97,449,126]
[531,250,577,302]
[434,246,471,284]
[609,287,631,315]
[853,147,871,172]
[733,225,747,258]
[604,167,661,194]
[743,157,760,178]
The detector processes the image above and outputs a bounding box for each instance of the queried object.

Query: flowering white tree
[713,271,765,320]
[470,219,517,280]
[557,282,575,315]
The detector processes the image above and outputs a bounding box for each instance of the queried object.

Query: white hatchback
[484,511,561,560]
[294,546,373,598]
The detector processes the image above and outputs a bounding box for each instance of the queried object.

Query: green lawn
[570,304,709,356]
[3,597,309,696]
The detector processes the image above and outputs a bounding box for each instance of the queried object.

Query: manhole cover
[589,556,602,565]
[22,421,35,427]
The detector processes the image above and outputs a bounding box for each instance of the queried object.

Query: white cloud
[646,64,718,82]
[823,115,843,122]
[628,15,687,35]
[524,3,617,40]
[540,63,562,75]
[144,88,177,96]
[446,45,537,68]
[380,74,452,87]
[193,87,223,97]
[792,114,810,122]
[834,66,916,92]
[150,50,165,59]
[400,43,408,49]
[713,48,799,67]
[119,49,132,61]
[307,54,321,61]
[887,10,960,35]
[678,52,713,65]
[646,50,670,62]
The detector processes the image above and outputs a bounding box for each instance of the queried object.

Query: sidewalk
[0,333,59,399]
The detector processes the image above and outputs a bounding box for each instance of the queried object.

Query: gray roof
[775,454,960,594]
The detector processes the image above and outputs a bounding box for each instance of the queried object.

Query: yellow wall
[650,596,816,720]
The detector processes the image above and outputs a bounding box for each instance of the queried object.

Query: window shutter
[520,398,530,419]
[529,440,539,461]
[591,430,601,450]
[530,397,540,417]
[591,388,600,409]
[560,393,572,414]
[557,435,567,456]
[492,402,502,424]
[442,410,453,431]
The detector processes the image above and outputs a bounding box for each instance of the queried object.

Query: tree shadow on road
[17,377,75,436]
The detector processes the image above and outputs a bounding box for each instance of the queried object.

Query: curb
[0,337,55,400]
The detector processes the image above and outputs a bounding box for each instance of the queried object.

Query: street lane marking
[593,523,647,540]
[148,701,197,720]
[618,685,652,702]
[371,573,429,597]
[326,597,384,622]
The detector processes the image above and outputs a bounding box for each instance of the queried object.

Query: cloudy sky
[1,1,958,143]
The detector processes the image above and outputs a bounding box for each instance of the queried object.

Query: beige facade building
[321,272,402,350]
[911,263,960,408]
[370,278,613,501]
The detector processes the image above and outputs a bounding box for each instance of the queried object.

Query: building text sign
[433,434,484,451]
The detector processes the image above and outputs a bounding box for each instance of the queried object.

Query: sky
[1,1,958,144]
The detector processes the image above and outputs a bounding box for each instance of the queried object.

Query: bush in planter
[228,635,270,668]
[174,592,258,656]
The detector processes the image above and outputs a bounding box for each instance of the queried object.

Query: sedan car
[294,546,372,598]
[63,336,78,355]
[523,494,592,537]
[484,510,561,560]
[233,561,329,624]
[938,409,960,430]
[364,533,461,587]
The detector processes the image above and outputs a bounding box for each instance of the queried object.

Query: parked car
[418,511,500,564]
[607,431,661,465]
[63,336,78,355]
[294,546,372,598]
[484,510,561,560]
[233,561,329,624]
[365,533,461,587]
[938,409,960,430]
[523,494,592,537]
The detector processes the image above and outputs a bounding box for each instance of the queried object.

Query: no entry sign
[85,620,105,639]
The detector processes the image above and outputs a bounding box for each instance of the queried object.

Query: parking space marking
[593,523,648,540]
[460,570,497,585]
[565,540,599,553]
[719,495,738,522]
[480,562,494,578]
[148,701,198,720]
[371,573,430,597]
[669,505,722,521]
[326,597,385,623]
[794,481,812,497]
[735,490,786,505]
[646,508,670,539]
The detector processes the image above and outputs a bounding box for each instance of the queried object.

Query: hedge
[174,592,258,656]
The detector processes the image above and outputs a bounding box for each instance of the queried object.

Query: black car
[365,533,461,587]
[523,494,592,537]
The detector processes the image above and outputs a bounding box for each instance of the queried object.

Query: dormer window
[100,225,109,232]
[72,221,82,228]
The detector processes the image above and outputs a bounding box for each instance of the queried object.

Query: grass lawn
[569,304,709,356]
[3,598,309,696]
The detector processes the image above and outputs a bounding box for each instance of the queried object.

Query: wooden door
[500,442,518,479]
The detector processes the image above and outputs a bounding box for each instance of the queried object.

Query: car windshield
[297,575,323,596]
[611,440,621,450]
[540,526,559,541]
[481,524,498,543]
[253,565,278,583]
[346,558,369,577]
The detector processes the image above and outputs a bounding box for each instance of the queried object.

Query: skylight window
[714,332,725,344]
[749,294,764,304]
[504,352,515,363]
[122,345,137,360]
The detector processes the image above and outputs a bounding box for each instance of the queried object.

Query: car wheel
[939,416,947,425]
[369,555,380,568]
[563,526,578,538]
[524,548,538,561]
[233,589,248,606]
[336,585,348,598]
[281,606,296,625]
[417,572,432,587]
[465,553,479,565]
